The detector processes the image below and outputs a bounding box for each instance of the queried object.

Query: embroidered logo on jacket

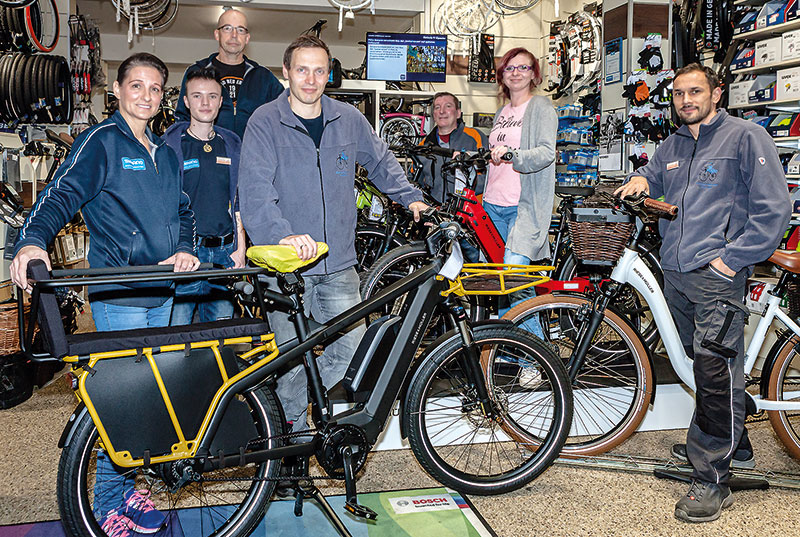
[696,163,719,188]
[336,150,349,176]
[121,157,146,171]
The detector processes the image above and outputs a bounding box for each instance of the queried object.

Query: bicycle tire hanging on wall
[0,0,58,53]
[110,0,179,42]
[0,52,72,124]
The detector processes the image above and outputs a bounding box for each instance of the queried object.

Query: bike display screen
[366,32,447,83]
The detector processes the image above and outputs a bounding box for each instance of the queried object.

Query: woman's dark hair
[496,47,542,101]
[117,52,169,86]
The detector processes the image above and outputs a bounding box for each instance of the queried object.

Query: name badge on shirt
[121,157,146,171]
[216,156,231,166]
[666,161,680,171]
[183,158,200,170]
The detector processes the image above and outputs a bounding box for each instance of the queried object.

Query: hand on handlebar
[409,201,431,222]
[11,245,51,292]
[159,251,201,272]
[280,234,317,260]
[614,176,650,199]
[490,145,511,165]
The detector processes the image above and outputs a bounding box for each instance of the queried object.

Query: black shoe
[674,480,733,523]
[670,443,755,470]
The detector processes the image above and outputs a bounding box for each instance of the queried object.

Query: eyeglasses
[503,65,533,73]
[217,25,249,35]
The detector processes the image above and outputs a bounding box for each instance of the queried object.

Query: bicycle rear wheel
[57,362,282,537]
[766,333,800,459]
[405,325,572,495]
[498,294,653,456]
[379,116,417,148]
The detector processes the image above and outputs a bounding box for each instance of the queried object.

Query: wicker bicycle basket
[0,301,25,355]
[568,205,635,266]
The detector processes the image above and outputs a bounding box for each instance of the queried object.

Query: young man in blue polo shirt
[164,68,246,324]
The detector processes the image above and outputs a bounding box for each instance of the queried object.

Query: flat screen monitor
[366,32,447,83]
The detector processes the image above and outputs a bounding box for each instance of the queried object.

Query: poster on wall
[604,38,623,85]
[599,109,625,172]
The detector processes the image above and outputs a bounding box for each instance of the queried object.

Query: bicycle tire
[25,0,58,52]
[55,54,72,123]
[498,294,653,456]
[405,325,572,495]
[379,116,417,149]
[57,359,282,537]
[355,223,407,274]
[554,241,664,352]
[766,333,800,459]
[13,52,31,120]
[0,53,11,121]
[360,242,485,339]
[6,52,23,119]
[0,0,35,8]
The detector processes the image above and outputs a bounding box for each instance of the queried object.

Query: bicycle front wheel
[767,333,800,459]
[379,116,417,148]
[499,294,653,456]
[57,367,283,537]
[405,325,572,495]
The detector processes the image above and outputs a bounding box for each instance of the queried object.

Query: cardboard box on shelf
[784,29,800,60]
[777,65,800,99]
[749,73,778,102]
[731,46,756,71]
[787,152,800,174]
[730,75,755,106]
[756,37,783,65]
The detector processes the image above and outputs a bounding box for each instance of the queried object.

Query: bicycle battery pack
[456,189,504,263]
[342,314,401,403]
[82,345,257,466]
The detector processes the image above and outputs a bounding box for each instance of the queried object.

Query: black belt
[198,233,234,248]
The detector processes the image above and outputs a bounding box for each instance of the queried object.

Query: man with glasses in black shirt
[175,8,283,138]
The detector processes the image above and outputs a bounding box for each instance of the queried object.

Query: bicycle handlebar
[642,198,678,217]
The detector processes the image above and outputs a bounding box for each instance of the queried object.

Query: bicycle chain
[203,428,340,483]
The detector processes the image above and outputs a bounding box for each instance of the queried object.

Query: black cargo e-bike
[19,221,572,537]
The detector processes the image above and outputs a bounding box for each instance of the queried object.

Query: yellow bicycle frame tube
[71,333,279,468]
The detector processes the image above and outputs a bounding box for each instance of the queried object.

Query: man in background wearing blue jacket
[617,63,791,523]
[165,67,246,324]
[175,8,283,138]
[238,35,428,455]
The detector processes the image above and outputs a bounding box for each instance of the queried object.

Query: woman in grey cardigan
[484,46,557,265]
[483,47,557,335]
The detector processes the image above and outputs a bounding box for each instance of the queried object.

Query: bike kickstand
[305,486,354,537]
[341,445,377,521]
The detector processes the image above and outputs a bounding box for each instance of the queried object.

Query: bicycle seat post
[277,271,331,426]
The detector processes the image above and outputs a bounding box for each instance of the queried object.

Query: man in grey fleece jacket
[618,64,790,523]
[238,36,427,446]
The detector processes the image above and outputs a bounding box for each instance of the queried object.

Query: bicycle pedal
[344,500,378,520]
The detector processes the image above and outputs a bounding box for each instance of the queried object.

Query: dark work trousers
[664,265,753,485]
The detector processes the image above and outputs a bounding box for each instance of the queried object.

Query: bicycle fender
[398,319,514,439]
[59,402,88,449]
[759,329,796,400]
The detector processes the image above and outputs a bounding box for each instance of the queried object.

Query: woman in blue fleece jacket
[11,53,200,330]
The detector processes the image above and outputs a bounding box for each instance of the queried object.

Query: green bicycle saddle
[246,243,329,273]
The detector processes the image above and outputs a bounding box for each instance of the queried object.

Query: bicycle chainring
[314,424,370,479]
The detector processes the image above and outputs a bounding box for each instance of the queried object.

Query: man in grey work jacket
[238,36,428,448]
[617,63,791,523]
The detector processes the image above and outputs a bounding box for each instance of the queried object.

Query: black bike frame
[23,231,480,472]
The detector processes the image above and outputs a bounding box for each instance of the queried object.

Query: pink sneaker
[121,489,167,534]
[99,512,133,537]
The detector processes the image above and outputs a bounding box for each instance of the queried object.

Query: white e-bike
[495,193,800,459]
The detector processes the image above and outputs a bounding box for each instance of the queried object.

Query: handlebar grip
[427,146,455,158]
[501,151,514,161]
[643,198,678,217]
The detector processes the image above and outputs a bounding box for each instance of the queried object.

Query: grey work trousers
[664,264,753,485]
[265,267,366,433]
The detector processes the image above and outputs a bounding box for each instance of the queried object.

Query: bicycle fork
[566,283,620,383]
[448,301,495,417]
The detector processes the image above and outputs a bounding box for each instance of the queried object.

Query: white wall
[419,0,588,126]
